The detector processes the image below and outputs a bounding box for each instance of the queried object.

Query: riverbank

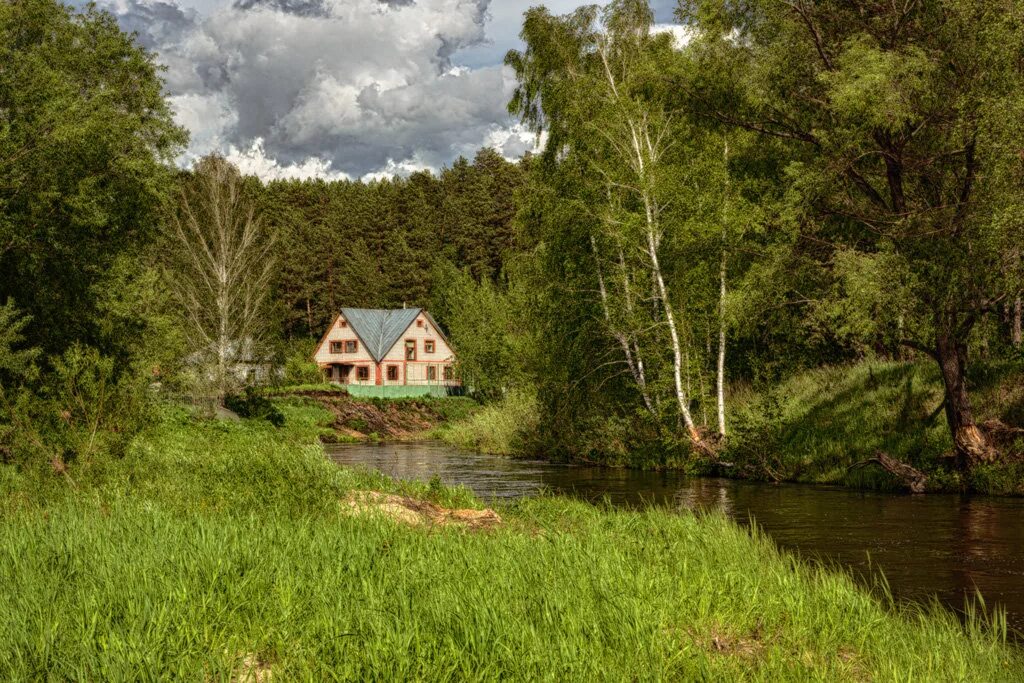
[265,387,480,442]
[726,361,1024,495]
[437,361,1024,495]
[0,400,1020,679]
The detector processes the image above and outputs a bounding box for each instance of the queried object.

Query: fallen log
[849,450,928,493]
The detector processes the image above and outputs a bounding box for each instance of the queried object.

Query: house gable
[313,312,377,365]
[380,311,455,362]
[314,308,457,387]
[339,307,421,363]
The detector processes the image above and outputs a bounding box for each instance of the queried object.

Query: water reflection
[327,441,1024,636]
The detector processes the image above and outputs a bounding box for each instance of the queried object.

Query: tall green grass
[0,400,1020,680]
[434,388,537,455]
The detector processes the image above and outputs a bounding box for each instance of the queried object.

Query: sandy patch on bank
[344,491,501,530]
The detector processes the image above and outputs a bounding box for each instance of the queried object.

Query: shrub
[1,345,152,470]
[224,387,285,427]
[280,341,326,386]
[438,389,538,455]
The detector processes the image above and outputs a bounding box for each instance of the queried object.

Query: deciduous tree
[165,157,276,403]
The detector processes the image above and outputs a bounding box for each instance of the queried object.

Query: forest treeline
[2,0,1023,490]
[254,148,524,339]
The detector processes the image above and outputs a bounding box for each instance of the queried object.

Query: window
[330,341,342,354]
[356,366,369,381]
[387,365,399,381]
[427,366,437,381]
[443,366,453,381]
[405,340,416,360]
[344,340,358,353]
[339,319,347,327]
[416,319,424,327]
[424,340,435,354]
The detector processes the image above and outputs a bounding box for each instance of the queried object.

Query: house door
[338,364,353,384]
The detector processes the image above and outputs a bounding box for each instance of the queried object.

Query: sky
[98,0,680,181]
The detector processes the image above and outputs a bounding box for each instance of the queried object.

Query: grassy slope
[0,401,1021,680]
[431,389,536,456]
[728,360,1024,493]
[264,386,481,442]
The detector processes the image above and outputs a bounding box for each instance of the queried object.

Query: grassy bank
[727,360,1024,494]
[259,386,480,442]
[436,361,1024,494]
[431,388,537,456]
[0,400,1021,680]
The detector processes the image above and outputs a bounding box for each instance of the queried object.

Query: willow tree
[680,0,1024,468]
[166,157,276,403]
[508,0,724,445]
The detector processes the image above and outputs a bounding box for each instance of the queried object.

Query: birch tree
[508,0,707,444]
[165,156,276,403]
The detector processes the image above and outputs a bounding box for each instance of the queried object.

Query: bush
[437,389,538,455]
[280,340,326,386]
[224,387,285,427]
[1,345,152,470]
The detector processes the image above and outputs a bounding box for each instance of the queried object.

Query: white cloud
[360,155,434,182]
[109,0,681,181]
[483,123,545,162]
[226,138,352,181]
[651,23,692,50]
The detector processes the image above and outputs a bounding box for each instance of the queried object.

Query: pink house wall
[380,313,456,385]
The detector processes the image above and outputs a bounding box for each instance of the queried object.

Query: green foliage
[224,388,285,428]
[92,257,187,385]
[261,149,525,339]
[0,299,39,384]
[431,261,529,399]
[681,0,1024,463]
[726,360,1024,493]
[1,345,150,469]
[0,0,186,359]
[279,339,326,386]
[435,389,538,455]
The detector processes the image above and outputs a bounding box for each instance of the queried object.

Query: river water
[326,441,1024,636]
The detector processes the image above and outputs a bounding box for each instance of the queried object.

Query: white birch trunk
[716,141,729,437]
[716,247,727,437]
[591,236,656,415]
[597,38,700,443]
[645,213,700,441]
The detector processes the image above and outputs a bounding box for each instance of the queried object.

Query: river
[326,441,1024,637]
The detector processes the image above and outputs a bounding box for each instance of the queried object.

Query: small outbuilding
[313,307,460,396]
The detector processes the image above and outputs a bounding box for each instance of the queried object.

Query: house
[184,337,277,385]
[313,307,460,395]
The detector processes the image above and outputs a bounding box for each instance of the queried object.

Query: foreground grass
[0,401,1021,680]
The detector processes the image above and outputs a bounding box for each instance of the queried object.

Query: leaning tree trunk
[1013,296,1022,349]
[935,331,995,469]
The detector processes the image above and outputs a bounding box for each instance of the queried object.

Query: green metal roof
[340,307,422,363]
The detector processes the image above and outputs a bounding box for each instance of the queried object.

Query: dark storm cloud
[231,0,330,17]
[116,0,198,49]
[106,0,541,178]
